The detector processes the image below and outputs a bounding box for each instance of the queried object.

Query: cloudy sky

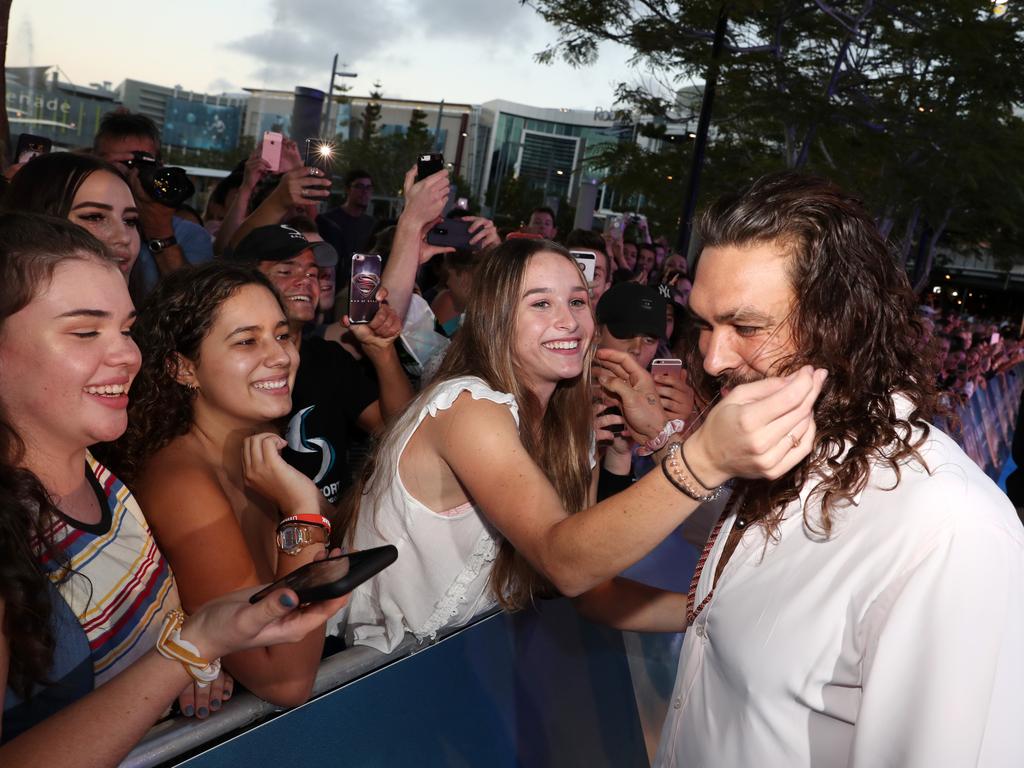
[10,0,643,109]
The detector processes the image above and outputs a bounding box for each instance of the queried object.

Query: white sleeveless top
[346,376,518,652]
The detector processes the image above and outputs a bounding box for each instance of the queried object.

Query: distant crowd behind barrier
[939,364,1023,481]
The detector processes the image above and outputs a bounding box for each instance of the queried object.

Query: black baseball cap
[230,225,316,265]
[595,282,667,340]
[232,225,339,268]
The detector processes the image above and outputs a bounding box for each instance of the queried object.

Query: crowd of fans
[926,308,1024,403]
[0,109,1020,764]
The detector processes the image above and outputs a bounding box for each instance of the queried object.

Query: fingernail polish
[184,705,194,717]
[211,699,221,710]
[280,593,296,608]
[198,707,209,718]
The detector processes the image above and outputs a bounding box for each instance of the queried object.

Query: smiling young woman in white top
[343,237,826,651]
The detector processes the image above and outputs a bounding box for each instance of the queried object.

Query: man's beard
[714,369,764,397]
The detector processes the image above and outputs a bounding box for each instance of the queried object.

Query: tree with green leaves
[529,0,1024,284]
[360,84,384,143]
[407,108,431,151]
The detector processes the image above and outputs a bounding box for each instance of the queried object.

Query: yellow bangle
[156,609,222,687]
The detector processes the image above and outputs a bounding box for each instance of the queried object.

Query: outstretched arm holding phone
[383,166,453,322]
[343,287,415,431]
[228,160,330,251]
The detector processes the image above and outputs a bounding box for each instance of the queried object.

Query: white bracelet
[636,418,687,456]
[156,609,222,687]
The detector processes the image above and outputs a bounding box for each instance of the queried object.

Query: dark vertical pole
[434,99,445,152]
[453,112,469,178]
[676,4,729,260]
[322,53,338,137]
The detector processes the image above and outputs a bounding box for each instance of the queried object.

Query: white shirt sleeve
[850,512,1024,767]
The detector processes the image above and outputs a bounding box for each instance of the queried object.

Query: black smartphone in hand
[417,153,444,180]
[601,405,625,435]
[249,546,398,605]
[14,133,52,165]
[426,219,473,250]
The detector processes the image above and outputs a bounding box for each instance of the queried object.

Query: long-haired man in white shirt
[578,171,1024,767]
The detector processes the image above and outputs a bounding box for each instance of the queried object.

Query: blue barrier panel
[939,366,1023,480]
[179,600,648,768]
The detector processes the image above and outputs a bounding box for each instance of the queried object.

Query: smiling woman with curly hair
[107,261,336,708]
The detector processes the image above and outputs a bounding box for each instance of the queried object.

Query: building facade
[117,80,246,152]
[5,66,119,150]
[478,99,634,216]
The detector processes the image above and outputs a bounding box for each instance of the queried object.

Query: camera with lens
[124,151,195,208]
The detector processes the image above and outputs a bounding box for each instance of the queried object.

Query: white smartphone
[571,250,597,283]
[651,358,683,377]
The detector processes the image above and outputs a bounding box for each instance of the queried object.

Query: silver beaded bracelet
[661,442,725,503]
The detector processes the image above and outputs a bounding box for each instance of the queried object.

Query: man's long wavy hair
[687,172,941,537]
[340,238,595,610]
[0,213,116,697]
[105,262,284,483]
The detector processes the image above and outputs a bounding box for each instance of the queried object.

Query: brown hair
[0,213,116,696]
[107,262,285,483]
[342,238,595,608]
[690,172,941,537]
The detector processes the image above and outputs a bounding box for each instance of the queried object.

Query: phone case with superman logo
[349,253,382,324]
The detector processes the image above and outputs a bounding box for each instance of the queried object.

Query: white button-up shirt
[655,423,1024,767]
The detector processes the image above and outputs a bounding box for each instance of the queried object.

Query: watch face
[278,525,307,551]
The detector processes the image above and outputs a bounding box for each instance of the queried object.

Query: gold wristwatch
[276,514,331,555]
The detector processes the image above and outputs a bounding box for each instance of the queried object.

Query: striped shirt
[39,453,179,685]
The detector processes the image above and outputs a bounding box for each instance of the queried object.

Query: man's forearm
[141,210,187,275]
[214,187,255,255]
[229,198,290,251]
[152,243,188,275]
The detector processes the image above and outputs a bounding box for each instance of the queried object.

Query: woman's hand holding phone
[593,349,668,446]
[465,217,501,250]
[242,433,323,519]
[178,581,348,663]
[344,287,403,354]
[402,165,450,229]
[270,166,331,212]
[653,367,695,423]
[242,150,272,193]
[279,138,304,173]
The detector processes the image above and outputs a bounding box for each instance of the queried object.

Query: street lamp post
[322,54,358,138]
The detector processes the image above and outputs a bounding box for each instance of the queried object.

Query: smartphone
[601,405,625,435]
[651,358,683,377]
[426,219,473,250]
[603,214,624,236]
[260,131,283,173]
[417,153,444,180]
[349,253,382,324]
[14,133,52,165]
[990,332,1001,345]
[571,250,596,283]
[249,546,398,605]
